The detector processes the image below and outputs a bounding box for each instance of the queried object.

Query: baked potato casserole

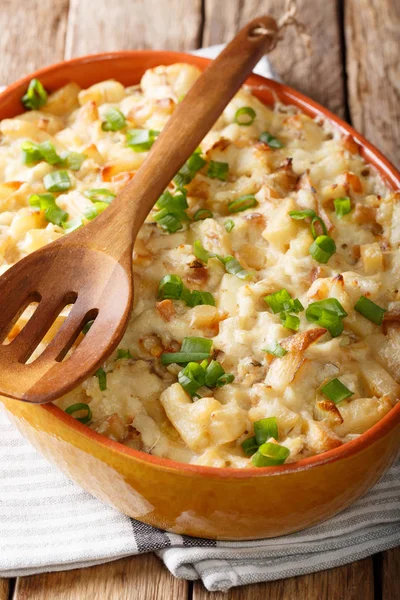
[1,63,399,468]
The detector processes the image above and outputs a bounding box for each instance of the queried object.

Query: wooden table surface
[0,0,399,598]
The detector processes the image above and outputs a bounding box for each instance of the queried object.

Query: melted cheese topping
[0,64,399,468]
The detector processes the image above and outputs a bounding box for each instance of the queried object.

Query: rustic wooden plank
[203,0,345,117]
[65,0,203,58]
[14,554,188,600]
[346,0,400,167]
[0,578,10,600]
[193,558,374,600]
[380,547,400,600]
[0,0,69,85]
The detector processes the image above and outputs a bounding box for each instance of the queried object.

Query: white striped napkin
[0,48,399,593]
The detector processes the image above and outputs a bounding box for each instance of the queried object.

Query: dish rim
[2,49,400,479]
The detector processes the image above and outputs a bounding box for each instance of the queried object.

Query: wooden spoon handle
[109,15,278,236]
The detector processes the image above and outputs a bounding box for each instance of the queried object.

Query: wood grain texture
[0,0,69,85]
[380,547,400,600]
[0,578,10,600]
[14,555,187,600]
[193,558,375,600]
[65,0,203,58]
[203,0,346,117]
[346,0,400,167]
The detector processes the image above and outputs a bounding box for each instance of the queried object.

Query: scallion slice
[263,342,288,358]
[63,152,85,171]
[334,196,352,218]
[321,378,354,404]
[182,337,213,354]
[62,218,83,233]
[158,274,183,300]
[82,320,94,334]
[207,160,229,181]
[174,151,206,187]
[254,417,279,445]
[102,107,126,132]
[116,348,132,360]
[193,240,213,263]
[95,367,107,391]
[216,373,234,387]
[193,208,213,221]
[126,128,159,152]
[289,209,317,221]
[43,170,71,193]
[264,289,303,314]
[224,219,235,232]
[65,402,92,424]
[234,106,256,126]
[154,189,189,233]
[83,188,116,203]
[259,131,284,149]
[280,312,300,331]
[178,362,206,396]
[354,295,386,325]
[252,442,290,467]
[218,255,251,279]
[186,290,216,307]
[204,360,225,388]
[306,299,347,337]
[228,195,258,213]
[241,436,258,456]
[21,78,47,110]
[28,193,68,226]
[161,352,211,365]
[309,235,336,264]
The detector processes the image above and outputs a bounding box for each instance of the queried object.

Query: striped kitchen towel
[0,48,399,593]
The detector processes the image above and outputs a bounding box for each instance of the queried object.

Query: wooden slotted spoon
[0,16,278,403]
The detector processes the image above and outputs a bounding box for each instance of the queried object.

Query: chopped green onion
[158,274,183,300]
[43,170,71,193]
[264,289,303,314]
[252,442,290,467]
[158,274,215,307]
[181,337,213,354]
[65,402,92,424]
[83,188,116,203]
[63,152,85,171]
[234,106,256,126]
[207,160,229,181]
[101,107,126,132]
[193,240,213,263]
[84,206,100,220]
[259,131,284,148]
[228,195,258,213]
[306,299,347,337]
[241,436,258,456]
[204,360,225,387]
[216,373,234,387]
[161,352,211,365]
[92,201,109,215]
[321,378,354,404]
[334,197,352,219]
[193,208,213,221]
[161,337,212,366]
[178,362,206,396]
[28,193,68,226]
[21,78,47,110]
[263,342,288,358]
[186,290,216,307]
[309,235,336,264]
[82,320,94,334]
[38,141,63,165]
[354,295,386,325]
[289,209,317,221]
[254,417,279,445]
[174,151,206,187]
[21,141,62,166]
[116,348,132,360]
[126,129,159,152]
[95,367,107,391]
[306,298,347,319]
[62,218,83,233]
[225,219,235,232]
[218,255,251,279]
[280,312,300,331]
[154,189,189,233]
